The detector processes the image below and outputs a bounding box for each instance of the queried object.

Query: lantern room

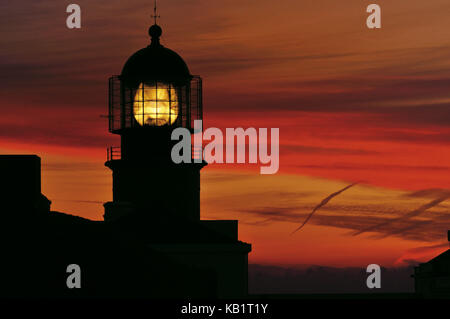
[108,24,202,133]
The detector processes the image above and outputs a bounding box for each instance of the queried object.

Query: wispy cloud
[291,182,358,234]
[227,175,450,242]
[394,242,449,266]
[352,195,450,237]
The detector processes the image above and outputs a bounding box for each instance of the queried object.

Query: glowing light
[133,83,179,126]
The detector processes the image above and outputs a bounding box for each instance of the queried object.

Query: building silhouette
[0,21,250,298]
[414,232,450,298]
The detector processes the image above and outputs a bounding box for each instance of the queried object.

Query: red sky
[1,0,450,268]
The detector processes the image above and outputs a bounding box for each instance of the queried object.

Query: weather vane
[151,0,160,25]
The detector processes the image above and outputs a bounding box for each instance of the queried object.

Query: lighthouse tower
[103,20,251,298]
[104,23,204,221]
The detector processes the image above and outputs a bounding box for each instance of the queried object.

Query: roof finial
[151,0,160,25]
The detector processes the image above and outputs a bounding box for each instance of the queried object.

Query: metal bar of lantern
[130,85,133,128]
[117,77,121,130]
[109,77,115,131]
[178,85,180,127]
[142,82,145,126]
[198,77,203,127]
[110,78,114,131]
[183,84,185,127]
[108,78,112,131]
[199,77,203,161]
[169,82,172,125]
[113,78,116,130]
[155,81,158,126]
[187,81,192,130]
[184,84,186,127]
[119,77,125,131]
[178,84,183,127]
[131,84,135,128]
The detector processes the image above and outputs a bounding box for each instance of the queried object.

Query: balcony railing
[107,146,121,161]
[192,146,203,162]
[106,145,203,162]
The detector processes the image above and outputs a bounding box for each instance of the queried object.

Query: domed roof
[121,24,191,81]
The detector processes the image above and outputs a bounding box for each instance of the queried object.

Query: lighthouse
[103,18,251,298]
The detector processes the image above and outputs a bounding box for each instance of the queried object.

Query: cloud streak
[231,179,450,242]
[352,190,450,237]
[291,182,358,234]
[352,198,449,236]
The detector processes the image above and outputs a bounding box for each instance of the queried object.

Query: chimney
[0,155,50,215]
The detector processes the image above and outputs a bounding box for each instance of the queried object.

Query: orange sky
[1,0,450,268]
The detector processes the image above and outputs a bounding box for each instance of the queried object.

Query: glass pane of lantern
[133,82,179,126]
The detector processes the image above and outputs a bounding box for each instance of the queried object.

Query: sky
[1,0,450,269]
